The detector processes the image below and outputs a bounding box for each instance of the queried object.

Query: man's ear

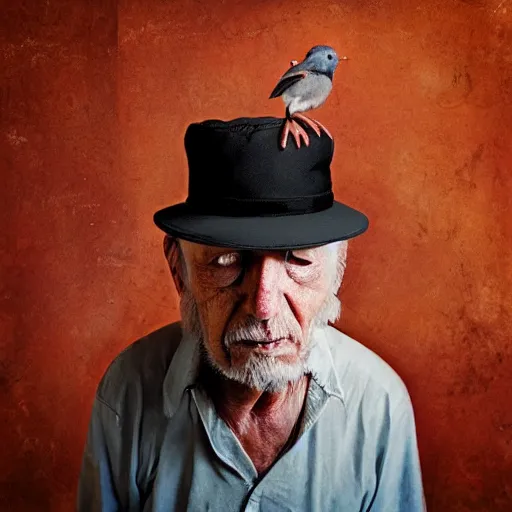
[163,235,185,296]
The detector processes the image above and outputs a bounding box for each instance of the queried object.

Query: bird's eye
[327,54,333,60]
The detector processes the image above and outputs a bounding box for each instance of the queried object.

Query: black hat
[153,117,368,249]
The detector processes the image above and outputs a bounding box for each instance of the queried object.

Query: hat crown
[184,117,334,215]
[153,116,369,249]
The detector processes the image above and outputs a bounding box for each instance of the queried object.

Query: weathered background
[1,0,511,510]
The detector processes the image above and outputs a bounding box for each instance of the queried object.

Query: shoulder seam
[96,392,121,420]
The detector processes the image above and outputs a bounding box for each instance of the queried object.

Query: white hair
[315,240,347,325]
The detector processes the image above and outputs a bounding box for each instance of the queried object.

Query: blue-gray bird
[269,45,347,149]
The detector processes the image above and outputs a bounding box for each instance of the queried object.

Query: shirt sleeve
[369,395,426,511]
[77,397,121,512]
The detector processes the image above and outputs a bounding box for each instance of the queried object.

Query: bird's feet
[280,117,310,149]
[280,113,333,149]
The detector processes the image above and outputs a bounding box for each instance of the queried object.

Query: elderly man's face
[170,239,346,391]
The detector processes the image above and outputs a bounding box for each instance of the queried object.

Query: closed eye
[285,251,312,266]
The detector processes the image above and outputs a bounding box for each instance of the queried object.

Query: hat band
[186,191,334,217]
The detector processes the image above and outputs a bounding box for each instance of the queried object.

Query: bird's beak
[341,56,349,61]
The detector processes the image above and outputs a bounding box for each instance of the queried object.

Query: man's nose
[249,254,283,320]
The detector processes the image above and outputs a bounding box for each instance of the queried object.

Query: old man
[78,118,425,511]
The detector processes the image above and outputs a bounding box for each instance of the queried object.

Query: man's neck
[206,370,308,428]
[199,366,310,474]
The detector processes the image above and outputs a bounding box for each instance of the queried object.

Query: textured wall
[1,0,511,510]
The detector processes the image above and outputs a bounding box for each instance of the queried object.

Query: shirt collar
[162,324,344,419]
[305,326,345,404]
[163,329,201,419]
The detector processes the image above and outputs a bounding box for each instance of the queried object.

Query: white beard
[201,342,308,393]
[180,285,342,393]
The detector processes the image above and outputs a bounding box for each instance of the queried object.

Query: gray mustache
[224,315,302,347]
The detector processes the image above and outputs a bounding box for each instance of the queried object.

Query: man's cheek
[201,294,233,340]
[190,284,220,303]
[290,287,323,318]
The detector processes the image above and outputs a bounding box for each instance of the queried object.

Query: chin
[203,343,307,392]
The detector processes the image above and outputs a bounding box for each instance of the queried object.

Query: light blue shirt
[78,322,425,511]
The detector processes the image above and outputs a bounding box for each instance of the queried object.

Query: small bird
[269,45,347,149]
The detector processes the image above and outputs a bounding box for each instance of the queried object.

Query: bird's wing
[269,71,308,99]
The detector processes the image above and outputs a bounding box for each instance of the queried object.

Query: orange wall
[1,1,511,510]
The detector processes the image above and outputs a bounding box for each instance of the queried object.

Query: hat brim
[153,201,368,250]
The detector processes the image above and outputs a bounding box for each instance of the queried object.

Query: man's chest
[142,394,378,512]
